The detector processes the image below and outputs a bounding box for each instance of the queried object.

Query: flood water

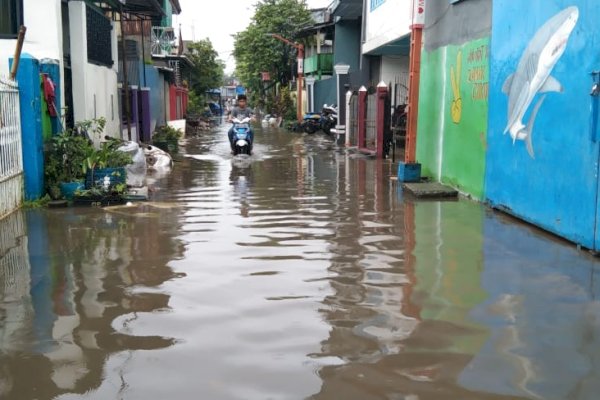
[1,121,600,399]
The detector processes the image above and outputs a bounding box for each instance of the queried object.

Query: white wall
[0,0,62,75]
[0,0,63,105]
[381,55,409,85]
[69,1,120,144]
[363,0,412,54]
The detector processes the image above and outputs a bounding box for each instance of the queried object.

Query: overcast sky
[174,0,332,73]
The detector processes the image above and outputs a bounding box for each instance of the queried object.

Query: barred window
[86,5,113,67]
[0,0,23,38]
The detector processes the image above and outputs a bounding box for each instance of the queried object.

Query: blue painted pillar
[40,59,62,135]
[11,54,44,200]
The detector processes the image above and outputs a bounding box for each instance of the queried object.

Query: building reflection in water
[310,154,529,399]
[0,203,184,399]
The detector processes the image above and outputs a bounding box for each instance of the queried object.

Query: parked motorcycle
[302,112,321,134]
[231,117,253,155]
[320,104,338,135]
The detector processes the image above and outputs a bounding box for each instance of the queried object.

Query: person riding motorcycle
[227,94,255,153]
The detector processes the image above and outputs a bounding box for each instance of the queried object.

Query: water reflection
[0,204,183,399]
[2,123,600,399]
[459,215,600,400]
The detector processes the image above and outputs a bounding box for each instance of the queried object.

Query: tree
[233,0,312,104]
[187,38,225,99]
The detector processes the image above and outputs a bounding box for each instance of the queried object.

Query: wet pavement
[1,120,600,399]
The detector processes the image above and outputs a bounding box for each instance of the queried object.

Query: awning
[86,0,165,17]
[363,34,411,56]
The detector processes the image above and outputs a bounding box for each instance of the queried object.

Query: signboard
[297,58,304,74]
[412,0,425,27]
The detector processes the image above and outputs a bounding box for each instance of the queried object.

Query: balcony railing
[304,53,333,77]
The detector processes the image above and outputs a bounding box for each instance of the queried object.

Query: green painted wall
[416,37,489,199]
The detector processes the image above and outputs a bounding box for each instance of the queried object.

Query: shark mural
[502,6,579,158]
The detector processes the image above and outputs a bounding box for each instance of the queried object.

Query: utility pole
[267,33,304,123]
[398,0,425,182]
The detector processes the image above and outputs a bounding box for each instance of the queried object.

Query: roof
[330,0,363,20]
[123,0,165,17]
[87,0,165,16]
[170,0,182,14]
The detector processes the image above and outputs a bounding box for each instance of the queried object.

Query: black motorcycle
[320,104,338,135]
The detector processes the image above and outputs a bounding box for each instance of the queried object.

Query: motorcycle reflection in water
[229,160,253,218]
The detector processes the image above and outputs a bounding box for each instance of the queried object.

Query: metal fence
[365,93,377,150]
[392,72,410,108]
[0,77,24,219]
[348,93,358,146]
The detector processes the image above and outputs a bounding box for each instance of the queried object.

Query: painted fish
[502,6,579,158]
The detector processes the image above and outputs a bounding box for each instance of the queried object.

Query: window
[86,4,113,67]
[0,0,23,38]
[370,0,385,12]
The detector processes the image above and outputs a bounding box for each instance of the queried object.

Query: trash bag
[118,141,147,187]
[144,144,172,170]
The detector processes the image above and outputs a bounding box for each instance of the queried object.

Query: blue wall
[485,0,600,248]
[314,77,336,111]
[334,20,361,72]
[145,65,165,132]
[12,54,45,200]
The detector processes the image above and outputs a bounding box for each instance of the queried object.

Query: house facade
[0,0,121,141]
[416,0,600,250]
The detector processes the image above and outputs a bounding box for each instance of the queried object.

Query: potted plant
[152,125,182,154]
[73,182,128,207]
[83,140,133,190]
[44,130,94,200]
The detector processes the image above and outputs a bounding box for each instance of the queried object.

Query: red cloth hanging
[41,74,58,117]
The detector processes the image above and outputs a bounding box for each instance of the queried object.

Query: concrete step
[402,182,458,199]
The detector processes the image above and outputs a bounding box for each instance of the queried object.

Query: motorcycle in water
[320,104,338,135]
[231,117,253,155]
[302,112,321,134]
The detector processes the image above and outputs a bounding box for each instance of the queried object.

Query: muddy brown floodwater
[1,121,600,400]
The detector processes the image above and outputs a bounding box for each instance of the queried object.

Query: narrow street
[1,121,600,400]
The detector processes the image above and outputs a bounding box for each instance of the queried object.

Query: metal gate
[365,93,377,151]
[348,93,358,146]
[0,77,24,219]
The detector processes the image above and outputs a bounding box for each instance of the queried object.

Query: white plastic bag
[118,142,147,187]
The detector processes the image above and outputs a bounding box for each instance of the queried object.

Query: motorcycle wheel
[304,123,317,134]
[322,120,335,135]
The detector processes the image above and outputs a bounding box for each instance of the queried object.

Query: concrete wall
[485,0,600,248]
[416,1,491,199]
[0,0,63,108]
[380,54,409,92]
[0,0,62,75]
[145,65,165,132]
[314,76,336,110]
[69,1,120,143]
[363,0,411,54]
[333,20,361,72]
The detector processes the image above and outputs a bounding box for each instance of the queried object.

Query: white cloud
[174,0,332,74]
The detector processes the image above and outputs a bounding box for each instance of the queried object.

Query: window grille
[86,5,113,67]
[0,0,22,38]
